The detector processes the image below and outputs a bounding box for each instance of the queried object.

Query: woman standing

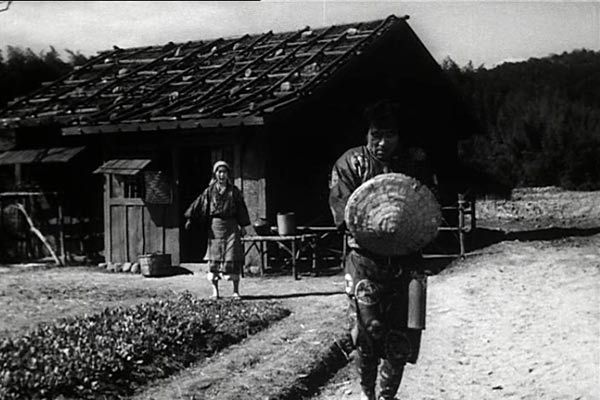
[184,161,251,299]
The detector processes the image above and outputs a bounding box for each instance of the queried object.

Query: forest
[0,46,599,192]
[444,49,600,192]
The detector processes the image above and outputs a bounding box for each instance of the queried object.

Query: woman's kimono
[185,182,250,280]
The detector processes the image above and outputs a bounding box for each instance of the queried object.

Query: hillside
[445,49,600,192]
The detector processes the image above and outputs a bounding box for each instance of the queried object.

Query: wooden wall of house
[98,127,268,268]
[262,23,479,228]
[240,128,267,227]
[236,128,267,268]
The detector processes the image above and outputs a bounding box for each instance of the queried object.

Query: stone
[131,263,140,274]
[121,262,132,273]
[248,265,261,275]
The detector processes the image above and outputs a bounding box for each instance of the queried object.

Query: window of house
[124,175,145,198]
[110,174,145,199]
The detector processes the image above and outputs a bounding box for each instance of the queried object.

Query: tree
[444,50,600,192]
[0,45,88,108]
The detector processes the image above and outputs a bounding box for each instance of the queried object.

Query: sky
[0,1,598,68]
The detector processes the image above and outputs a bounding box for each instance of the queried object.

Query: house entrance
[179,146,212,262]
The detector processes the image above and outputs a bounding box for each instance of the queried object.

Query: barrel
[407,273,427,329]
[276,212,296,236]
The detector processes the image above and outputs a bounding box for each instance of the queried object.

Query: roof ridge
[92,15,405,55]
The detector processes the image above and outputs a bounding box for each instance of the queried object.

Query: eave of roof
[61,116,264,135]
[93,158,151,175]
[0,15,407,134]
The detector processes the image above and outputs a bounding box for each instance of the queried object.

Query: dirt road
[1,234,599,399]
[315,235,600,400]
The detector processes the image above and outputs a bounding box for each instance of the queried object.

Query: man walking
[329,100,437,400]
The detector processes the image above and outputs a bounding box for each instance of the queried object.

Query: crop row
[0,292,290,399]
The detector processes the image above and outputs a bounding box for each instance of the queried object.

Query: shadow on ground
[469,226,600,251]
[142,266,195,278]
[243,291,344,300]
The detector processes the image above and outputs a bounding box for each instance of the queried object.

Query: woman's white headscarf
[210,160,232,186]
[213,160,231,174]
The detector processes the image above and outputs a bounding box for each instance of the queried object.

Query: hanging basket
[344,173,442,256]
[144,171,172,204]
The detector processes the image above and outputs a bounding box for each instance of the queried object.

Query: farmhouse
[0,15,478,265]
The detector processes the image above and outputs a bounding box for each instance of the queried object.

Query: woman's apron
[207,217,244,275]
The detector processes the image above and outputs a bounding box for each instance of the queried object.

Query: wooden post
[458,193,466,258]
[168,144,180,266]
[259,240,265,276]
[311,237,318,276]
[470,198,477,232]
[57,201,66,265]
[26,195,32,258]
[103,174,111,263]
[292,238,298,280]
[161,205,166,254]
[234,141,242,192]
[14,164,21,187]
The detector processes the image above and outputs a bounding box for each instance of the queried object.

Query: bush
[0,292,290,399]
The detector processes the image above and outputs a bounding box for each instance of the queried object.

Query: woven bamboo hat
[344,173,442,256]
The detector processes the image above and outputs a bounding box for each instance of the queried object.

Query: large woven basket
[344,173,442,256]
[139,253,172,277]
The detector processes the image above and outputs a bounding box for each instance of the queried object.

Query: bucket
[276,212,296,236]
[139,253,172,277]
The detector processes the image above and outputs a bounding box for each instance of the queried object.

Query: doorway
[179,146,212,262]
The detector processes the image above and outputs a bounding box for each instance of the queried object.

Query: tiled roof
[0,15,406,131]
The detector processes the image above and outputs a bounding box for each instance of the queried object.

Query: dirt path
[315,235,600,400]
[1,234,599,399]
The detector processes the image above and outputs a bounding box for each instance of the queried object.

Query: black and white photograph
[0,1,598,399]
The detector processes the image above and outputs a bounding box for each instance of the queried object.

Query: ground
[1,187,599,399]
[315,236,600,400]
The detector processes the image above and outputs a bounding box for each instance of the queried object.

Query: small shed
[0,15,479,265]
